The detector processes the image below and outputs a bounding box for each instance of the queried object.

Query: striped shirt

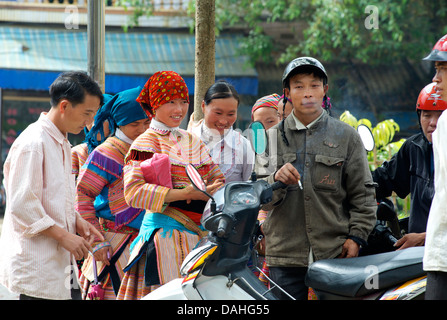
[0,113,77,300]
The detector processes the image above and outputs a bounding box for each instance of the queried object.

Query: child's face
[154,98,189,127]
[285,73,328,125]
[252,107,279,130]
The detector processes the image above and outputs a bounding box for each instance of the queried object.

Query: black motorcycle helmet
[279,57,330,146]
[282,56,328,89]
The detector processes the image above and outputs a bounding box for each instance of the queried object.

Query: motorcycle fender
[182,270,203,300]
[380,276,426,300]
[141,278,187,300]
[194,275,256,300]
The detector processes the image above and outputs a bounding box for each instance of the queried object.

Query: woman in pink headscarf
[251,93,281,130]
[117,71,224,300]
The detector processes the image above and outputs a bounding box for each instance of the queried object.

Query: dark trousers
[19,288,82,300]
[426,271,447,300]
[269,266,308,300]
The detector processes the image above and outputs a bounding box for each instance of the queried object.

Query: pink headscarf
[251,93,281,120]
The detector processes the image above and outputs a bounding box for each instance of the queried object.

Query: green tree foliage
[221,0,447,65]
[118,0,447,65]
[340,110,405,170]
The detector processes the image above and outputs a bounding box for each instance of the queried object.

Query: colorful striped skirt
[80,231,135,300]
[117,226,201,300]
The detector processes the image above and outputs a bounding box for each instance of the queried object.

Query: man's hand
[274,163,301,185]
[394,232,426,250]
[76,215,105,245]
[338,239,360,258]
[41,225,99,261]
[59,232,94,261]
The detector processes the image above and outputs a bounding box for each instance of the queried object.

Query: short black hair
[284,65,328,89]
[49,71,103,107]
[203,79,240,106]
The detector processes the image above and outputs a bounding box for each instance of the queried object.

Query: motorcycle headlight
[180,243,217,276]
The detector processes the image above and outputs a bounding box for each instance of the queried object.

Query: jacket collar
[149,118,180,136]
[412,132,432,150]
[285,109,328,132]
[38,112,69,146]
[107,136,131,157]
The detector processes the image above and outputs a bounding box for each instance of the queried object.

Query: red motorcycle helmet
[424,34,447,61]
[416,82,447,111]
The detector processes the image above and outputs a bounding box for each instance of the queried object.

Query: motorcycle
[142,163,288,300]
[142,122,426,300]
[142,121,289,300]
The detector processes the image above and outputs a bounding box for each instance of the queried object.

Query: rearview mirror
[357,124,375,152]
[185,163,206,192]
[248,121,267,155]
[185,164,216,212]
[185,164,214,200]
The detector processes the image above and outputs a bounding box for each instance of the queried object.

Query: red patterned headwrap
[137,71,189,119]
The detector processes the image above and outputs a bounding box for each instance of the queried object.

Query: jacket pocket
[281,152,297,166]
[313,154,344,192]
[365,181,378,206]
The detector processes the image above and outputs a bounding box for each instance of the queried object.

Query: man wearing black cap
[256,57,377,300]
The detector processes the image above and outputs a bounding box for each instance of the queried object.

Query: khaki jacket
[256,111,376,267]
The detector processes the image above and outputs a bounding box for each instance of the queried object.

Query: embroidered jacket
[76,136,143,245]
[123,121,224,230]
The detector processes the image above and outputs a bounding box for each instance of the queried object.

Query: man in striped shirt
[0,71,104,300]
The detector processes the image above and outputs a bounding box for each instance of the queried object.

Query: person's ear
[201,100,206,114]
[284,88,291,101]
[323,84,329,95]
[58,99,70,113]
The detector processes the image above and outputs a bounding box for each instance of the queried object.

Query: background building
[0,0,258,163]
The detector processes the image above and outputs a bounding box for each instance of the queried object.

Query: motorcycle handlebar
[217,218,229,237]
[271,181,287,191]
[385,231,398,246]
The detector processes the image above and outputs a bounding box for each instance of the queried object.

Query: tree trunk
[193,0,215,122]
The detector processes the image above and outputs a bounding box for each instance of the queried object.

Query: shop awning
[0,26,258,95]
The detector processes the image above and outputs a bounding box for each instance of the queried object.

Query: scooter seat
[305,247,425,298]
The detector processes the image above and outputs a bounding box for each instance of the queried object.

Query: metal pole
[0,87,2,169]
[87,0,105,93]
